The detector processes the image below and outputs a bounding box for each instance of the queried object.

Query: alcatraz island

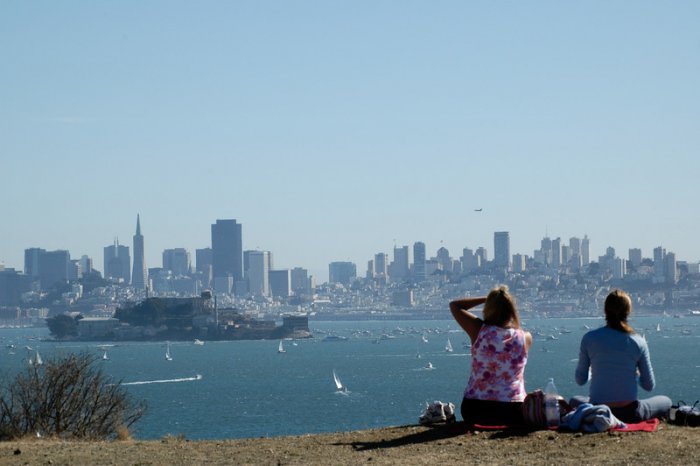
[46,292,311,342]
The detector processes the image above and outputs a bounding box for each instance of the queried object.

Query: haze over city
[2,2,699,281]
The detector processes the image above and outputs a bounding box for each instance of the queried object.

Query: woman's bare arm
[449,297,486,343]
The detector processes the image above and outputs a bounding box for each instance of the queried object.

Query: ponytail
[604,289,634,334]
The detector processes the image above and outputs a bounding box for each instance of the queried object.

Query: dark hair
[482,285,520,328]
[604,289,634,334]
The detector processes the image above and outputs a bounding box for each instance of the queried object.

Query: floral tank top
[464,324,528,402]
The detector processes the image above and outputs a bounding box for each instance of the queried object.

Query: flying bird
[474,208,483,212]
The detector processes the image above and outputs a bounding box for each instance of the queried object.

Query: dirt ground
[0,422,697,465]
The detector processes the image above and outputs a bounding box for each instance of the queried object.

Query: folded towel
[562,403,626,433]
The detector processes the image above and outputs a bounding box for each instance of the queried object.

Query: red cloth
[469,424,512,430]
[611,418,659,432]
[468,418,659,432]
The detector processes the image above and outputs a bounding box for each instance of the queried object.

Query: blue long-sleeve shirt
[575,326,655,404]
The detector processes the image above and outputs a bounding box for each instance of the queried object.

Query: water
[0,315,698,440]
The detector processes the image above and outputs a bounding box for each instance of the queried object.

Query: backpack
[522,389,571,428]
[669,401,700,427]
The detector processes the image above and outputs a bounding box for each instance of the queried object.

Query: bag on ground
[669,401,700,427]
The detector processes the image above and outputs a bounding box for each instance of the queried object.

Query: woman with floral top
[450,285,532,426]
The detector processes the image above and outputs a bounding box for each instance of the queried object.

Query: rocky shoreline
[1,422,697,465]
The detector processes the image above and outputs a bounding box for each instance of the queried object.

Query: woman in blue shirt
[571,289,671,422]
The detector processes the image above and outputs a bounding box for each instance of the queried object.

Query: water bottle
[544,378,560,428]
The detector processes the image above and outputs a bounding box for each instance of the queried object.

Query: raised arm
[449,297,486,343]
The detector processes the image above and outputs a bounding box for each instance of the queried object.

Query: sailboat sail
[278,340,286,353]
[102,349,109,360]
[333,369,345,391]
[165,342,172,361]
[445,338,453,353]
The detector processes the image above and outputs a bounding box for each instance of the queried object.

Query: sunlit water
[1,315,697,440]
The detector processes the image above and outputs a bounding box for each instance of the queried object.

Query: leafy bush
[0,353,146,440]
[46,314,80,339]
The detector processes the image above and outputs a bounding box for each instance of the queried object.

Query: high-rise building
[581,235,590,265]
[246,250,270,296]
[612,257,626,279]
[329,261,356,285]
[162,248,191,276]
[290,267,311,295]
[131,214,147,290]
[653,246,666,279]
[551,237,562,268]
[374,253,388,279]
[475,247,488,265]
[390,245,410,281]
[436,247,452,273]
[665,252,678,284]
[24,247,45,280]
[195,248,213,289]
[494,232,511,271]
[461,247,480,272]
[628,248,643,267]
[512,253,526,273]
[561,245,570,266]
[103,240,130,283]
[211,219,243,283]
[79,255,93,275]
[269,269,291,298]
[0,268,32,306]
[38,250,70,290]
[412,242,426,280]
[569,237,581,267]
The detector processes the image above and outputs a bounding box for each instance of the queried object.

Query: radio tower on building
[131,214,148,290]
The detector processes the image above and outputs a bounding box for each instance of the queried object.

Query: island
[46,294,311,342]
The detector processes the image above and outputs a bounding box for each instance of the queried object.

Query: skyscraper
[211,219,243,283]
[162,248,191,276]
[38,250,70,290]
[551,237,562,268]
[131,214,147,290]
[494,231,511,271]
[390,245,410,281]
[246,250,270,296]
[328,261,356,285]
[374,253,388,279]
[581,235,590,266]
[412,242,426,280]
[104,239,130,283]
[24,247,45,280]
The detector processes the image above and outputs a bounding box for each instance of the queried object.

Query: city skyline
[1,214,694,284]
[2,2,699,281]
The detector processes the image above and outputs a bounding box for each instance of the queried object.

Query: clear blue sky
[2,1,699,281]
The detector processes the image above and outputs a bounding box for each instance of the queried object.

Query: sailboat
[102,349,109,360]
[278,340,286,353]
[656,323,661,332]
[333,369,348,393]
[445,338,453,353]
[34,349,43,366]
[165,342,173,361]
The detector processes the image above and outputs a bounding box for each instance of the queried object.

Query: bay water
[1,315,698,440]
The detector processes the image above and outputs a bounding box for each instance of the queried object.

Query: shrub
[0,352,146,440]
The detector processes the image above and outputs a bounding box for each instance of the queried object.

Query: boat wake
[122,374,203,386]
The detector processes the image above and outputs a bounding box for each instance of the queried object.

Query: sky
[1,1,699,282]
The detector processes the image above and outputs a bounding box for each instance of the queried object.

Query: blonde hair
[604,289,634,334]
[482,285,520,328]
